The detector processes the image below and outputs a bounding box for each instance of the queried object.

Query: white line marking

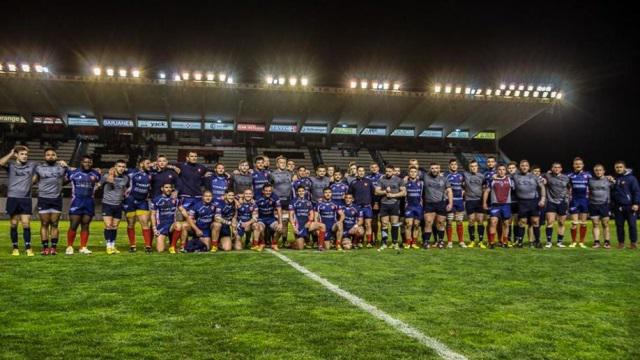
[268,250,468,360]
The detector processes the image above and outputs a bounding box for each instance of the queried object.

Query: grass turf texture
[1,220,638,359]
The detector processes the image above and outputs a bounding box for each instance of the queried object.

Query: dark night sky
[1,1,637,171]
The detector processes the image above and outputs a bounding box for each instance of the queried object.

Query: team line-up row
[1,146,639,256]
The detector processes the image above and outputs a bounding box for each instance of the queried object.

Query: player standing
[444,159,466,248]
[403,166,423,249]
[568,157,592,247]
[65,155,101,255]
[348,166,376,247]
[33,148,68,255]
[588,164,614,249]
[483,164,515,249]
[330,169,348,206]
[611,161,639,249]
[512,160,546,248]
[124,158,153,252]
[100,160,130,254]
[422,163,453,249]
[463,160,486,248]
[375,165,406,250]
[0,146,37,256]
[543,163,571,248]
[269,156,293,247]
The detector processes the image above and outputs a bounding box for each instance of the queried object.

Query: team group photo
[0,2,637,360]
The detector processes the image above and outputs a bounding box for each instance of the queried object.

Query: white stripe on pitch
[268,250,468,360]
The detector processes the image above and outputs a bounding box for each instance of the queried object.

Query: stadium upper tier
[0,73,556,140]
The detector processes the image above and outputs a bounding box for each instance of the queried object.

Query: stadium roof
[0,73,558,139]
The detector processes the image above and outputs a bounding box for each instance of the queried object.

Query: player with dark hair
[255,184,284,251]
[348,166,376,247]
[375,164,406,250]
[65,155,101,255]
[512,159,546,248]
[33,147,68,255]
[403,166,423,249]
[124,157,153,252]
[213,190,239,252]
[0,146,38,256]
[543,162,571,248]
[612,160,640,249]
[150,183,183,253]
[445,159,466,248]
[483,164,515,249]
[289,186,323,250]
[315,187,344,250]
[463,160,486,248]
[568,157,592,247]
[100,159,130,254]
[422,163,453,249]
[588,164,614,249]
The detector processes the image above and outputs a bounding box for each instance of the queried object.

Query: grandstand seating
[258,148,313,170]
[378,151,454,169]
[320,148,374,170]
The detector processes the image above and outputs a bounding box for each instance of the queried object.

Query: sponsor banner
[32,115,64,125]
[419,129,443,138]
[103,118,134,128]
[0,114,27,123]
[390,128,415,137]
[361,127,386,136]
[473,131,496,140]
[446,130,470,138]
[171,121,202,130]
[68,116,99,127]
[138,119,168,128]
[331,127,357,135]
[269,124,298,133]
[300,125,327,134]
[237,123,266,132]
[204,122,234,131]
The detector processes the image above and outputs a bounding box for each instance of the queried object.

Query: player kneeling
[315,188,344,251]
[182,190,216,253]
[340,194,364,250]
[289,186,324,250]
[236,189,260,249]
[150,183,183,253]
[213,190,241,252]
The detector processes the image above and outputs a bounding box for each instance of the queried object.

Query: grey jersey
[232,172,253,194]
[462,171,484,201]
[344,175,357,186]
[422,173,450,203]
[513,172,542,201]
[269,170,293,200]
[35,163,66,198]
[588,177,613,205]
[100,174,130,206]
[310,176,331,201]
[378,175,405,205]
[5,161,37,198]
[544,173,570,204]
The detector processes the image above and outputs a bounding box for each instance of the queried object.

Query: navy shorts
[465,200,483,215]
[69,197,95,216]
[489,204,512,220]
[157,221,173,236]
[5,197,32,216]
[220,224,232,237]
[294,223,310,238]
[259,217,278,228]
[424,201,447,216]
[179,196,201,212]
[546,202,568,216]
[102,203,124,219]
[510,202,519,216]
[589,203,611,218]
[123,196,149,213]
[570,198,589,214]
[404,205,423,219]
[450,199,464,213]
[518,199,541,218]
[37,197,62,213]
[343,223,359,238]
[321,219,337,240]
[358,205,373,219]
[194,224,212,238]
[380,202,400,217]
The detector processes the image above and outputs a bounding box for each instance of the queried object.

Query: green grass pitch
[0,220,638,359]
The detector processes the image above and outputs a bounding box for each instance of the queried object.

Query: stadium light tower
[393,82,400,91]
[181,71,190,80]
[360,80,368,89]
[266,75,273,84]
[131,69,140,78]
[158,71,166,79]
[278,76,286,85]
[34,64,44,73]
[193,72,203,81]
[486,88,493,95]
[499,84,506,90]
[226,76,234,84]
[556,92,563,99]
[301,76,309,86]
[383,82,390,90]
[350,80,358,89]
[106,68,115,76]
[118,68,127,77]
[372,81,379,90]
[7,63,17,72]
[93,67,102,76]
[289,76,298,86]
[173,73,181,81]
[434,84,442,93]
[444,85,452,94]
[21,63,30,72]
[219,73,227,82]
[455,86,462,94]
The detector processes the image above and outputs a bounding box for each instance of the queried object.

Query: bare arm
[0,149,15,167]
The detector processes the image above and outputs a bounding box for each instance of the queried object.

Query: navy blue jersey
[237,200,258,222]
[206,174,230,201]
[126,169,152,201]
[445,171,464,201]
[256,194,281,218]
[175,162,207,197]
[150,194,179,224]
[289,197,315,223]
[483,168,496,187]
[216,200,236,221]
[150,168,178,197]
[66,168,101,199]
[348,177,375,206]
[189,200,217,230]
[252,169,271,195]
[315,200,339,222]
[405,178,424,207]
[330,182,348,204]
[342,204,363,229]
[292,177,313,200]
[568,171,592,200]
[366,172,383,203]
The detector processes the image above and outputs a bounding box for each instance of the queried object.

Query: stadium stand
[320,148,374,170]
